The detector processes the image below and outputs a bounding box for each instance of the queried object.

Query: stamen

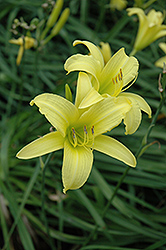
[91,125,94,135]
[84,125,88,134]
[112,78,115,85]
[91,125,95,150]
[84,125,88,145]
[120,68,123,78]
[115,76,118,83]
[72,127,77,147]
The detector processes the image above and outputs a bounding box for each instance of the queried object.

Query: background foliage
[0,0,166,249]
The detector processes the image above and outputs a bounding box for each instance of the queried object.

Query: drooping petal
[99,48,139,95]
[78,96,131,136]
[94,135,136,167]
[73,40,104,69]
[75,72,93,107]
[64,54,100,90]
[30,93,79,137]
[62,139,93,193]
[16,131,64,159]
[120,92,152,118]
[122,96,142,135]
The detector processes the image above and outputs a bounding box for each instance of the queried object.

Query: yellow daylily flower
[155,43,166,68]
[9,36,37,65]
[110,0,128,11]
[98,42,112,65]
[127,8,166,55]
[64,40,151,134]
[16,72,136,193]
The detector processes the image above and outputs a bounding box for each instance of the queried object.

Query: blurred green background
[0,0,166,249]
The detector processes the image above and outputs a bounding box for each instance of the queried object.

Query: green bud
[47,0,63,28]
[30,18,39,27]
[65,84,73,102]
[51,8,70,36]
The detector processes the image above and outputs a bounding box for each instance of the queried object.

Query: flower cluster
[17,40,152,193]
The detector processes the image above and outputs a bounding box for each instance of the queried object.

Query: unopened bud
[51,8,70,36]
[46,0,63,28]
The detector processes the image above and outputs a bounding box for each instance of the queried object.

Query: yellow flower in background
[110,0,128,11]
[16,73,136,193]
[155,43,166,68]
[127,8,166,55]
[98,42,112,65]
[9,36,37,65]
[64,40,151,134]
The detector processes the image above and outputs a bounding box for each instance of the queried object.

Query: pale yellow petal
[78,96,131,136]
[94,135,136,167]
[73,40,104,68]
[64,54,100,90]
[120,92,152,118]
[99,48,139,95]
[62,139,93,193]
[75,72,92,107]
[159,42,166,54]
[79,87,104,109]
[122,97,142,134]
[16,131,64,159]
[30,93,79,137]
[98,42,111,65]
[155,56,166,68]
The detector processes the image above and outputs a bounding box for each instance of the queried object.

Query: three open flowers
[16,40,151,193]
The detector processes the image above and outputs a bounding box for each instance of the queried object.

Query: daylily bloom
[155,43,166,68]
[110,0,128,11]
[16,72,136,193]
[127,8,166,55]
[98,42,112,65]
[9,36,37,65]
[64,40,151,134]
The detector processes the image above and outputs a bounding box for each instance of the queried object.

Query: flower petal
[159,42,166,54]
[75,72,103,109]
[16,131,64,159]
[79,87,104,109]
[120,92,152,118]
[64,54,100,90]
[99,48,139,95]
[30,93,79,137]
[73,40,104,68]
[62,139,93,193]
[75,72,93,107]
[78,96,131,136]
[155,56,166,68]
[94,135,136,167]
[122,96,142,135]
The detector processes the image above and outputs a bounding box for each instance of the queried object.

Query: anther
[120,68,123,78]
[72,128,76,139]
[71,127,77,147]
[91,125,94,135]
[112,78,115,85]
[84,125,88,134]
